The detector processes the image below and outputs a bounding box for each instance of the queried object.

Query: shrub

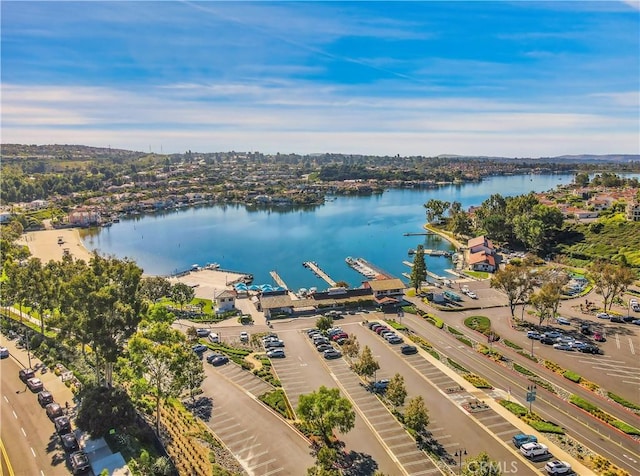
[386,319,408,331]
[447,358,469,373]
[448,326,462,335]
[517,351,538,362]
[513,363,535,376]
[544,360,563,373]
[504,340,522,350]
[499,399,528,417]
[464,315,491,334]
[464,374,492,389]
[607,392,640,411]
[562,370,582,383]
[457,336,473,347]
[526,419,565,434]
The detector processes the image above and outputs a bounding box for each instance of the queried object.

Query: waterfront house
[68,209,101,227]
[467,235,497,273]
[364,278,406,307]
[214,289,236,313]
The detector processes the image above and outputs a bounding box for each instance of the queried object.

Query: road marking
[3,395,8,403]
[21,427,26,437]
[41,471,45,476]
[615,333,620,349]
[30,447,36,457]
[0,438,16,476]
[12,410,17,419]
[629,338,635,355]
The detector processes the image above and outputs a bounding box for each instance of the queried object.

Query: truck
[520,442,548,458]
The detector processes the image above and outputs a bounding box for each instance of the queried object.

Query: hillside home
[627,202,640,222]
[467,235,497,273]
[68,209,101,227]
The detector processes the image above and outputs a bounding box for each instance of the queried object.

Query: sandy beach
[18,228,95,263]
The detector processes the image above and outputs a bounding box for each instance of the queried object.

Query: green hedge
[457,336,473,347]
[504,340,522,350]
[499,400,565,434]
[386,319,408,331]
[464,316,491,334]
[448,326,462,335]
[513,363,535,376]
[569,395,640,435]
[607,391,640,411]
[259,389,293,419]
[499,400,528,417]
[562,370,582,383]
[464,374,492,389]
[447,358,469,373]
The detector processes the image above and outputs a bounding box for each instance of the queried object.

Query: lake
[79,173,600,290]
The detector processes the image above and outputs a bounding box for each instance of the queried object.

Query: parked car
[375,326,390,335]
[633,319,640,325]
[68,451,91,474]
[18,368,35,383]
[208,333,220,343]
[206,353,229,366]
[316,343,333,353]
[266,349,286,358]
[264,339,285,348]
[192,344,208,354]
[371,379,389,393]
[46,402,64,420]
[520,442,549,458]
[527,331,541,340]
[54,415,72,435]
[401,345,418,355]
[593,332,606,342]
[331,333,348,342]
[195,328,210,337]
[239,331,249,342]
[596,312,610,319]
[466,291,477,299]
[545,460,571,474]
[512,433,538,448]
[578,344,600,354]
[27,377,44,392]
[555,317,571,325]
[323,349,342,360]
[622,315,635,322]
[609,316,623,323]
[540,336,555,345]
[387,335,404,344]
[0,346,9,358]
[632,304,640,312]
[307,328,320,336]
[580,324,592,335]
[38,390,54,407]
[543,331,563,339]
[60,432,80,453]
[553,343,573,351]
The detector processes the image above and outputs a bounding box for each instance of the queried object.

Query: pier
[270,270,288,290]
[402,260,448,281]
[303,261,337,287]
[403,231,435,236]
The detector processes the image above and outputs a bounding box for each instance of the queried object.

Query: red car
[594,333,606,342]
[331,333,348,341]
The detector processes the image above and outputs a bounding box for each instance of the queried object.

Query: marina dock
[403,232,435,236]
[303,261,337,287]
[270,270,288,289]
[402,260,448,281]
[346,257,393,280]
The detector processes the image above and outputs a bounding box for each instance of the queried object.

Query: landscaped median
[569,395,640,436]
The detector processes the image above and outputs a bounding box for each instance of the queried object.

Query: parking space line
[249,458,277,470]
[12,410,17,419]
[616,333,620,349]
[262,467,285,476]
[224,428,248,439]
[629,338,635,355]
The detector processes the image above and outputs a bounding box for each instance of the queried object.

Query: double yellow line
[0,438,15,476]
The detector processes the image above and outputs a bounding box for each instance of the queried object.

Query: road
[399,310,640,474]
[0,352,71,476]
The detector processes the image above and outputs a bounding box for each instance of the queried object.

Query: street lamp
[526,384,537,414]
[25,329,32,369]
[454,448,467,474]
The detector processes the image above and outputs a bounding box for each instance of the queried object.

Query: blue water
[79,173,601,290]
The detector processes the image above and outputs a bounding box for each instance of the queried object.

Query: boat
[408,248,415,255]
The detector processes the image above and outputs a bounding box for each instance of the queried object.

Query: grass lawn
[464,315,491,334]
[463,270,490,279]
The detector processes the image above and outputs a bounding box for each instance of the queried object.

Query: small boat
[408,248,415,255]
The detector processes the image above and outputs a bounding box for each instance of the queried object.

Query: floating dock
[302,261,336,287]
[270,271,288,290]
[403,232,435,236]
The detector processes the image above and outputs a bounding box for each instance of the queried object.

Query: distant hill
[437,154,639,163]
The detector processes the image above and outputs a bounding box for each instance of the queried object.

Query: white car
[596,312,610,319]
[545,460,571,474]
[466,291,477,299]
[520,442,549,458]
[239,331,249,342]
[555,317,571,325]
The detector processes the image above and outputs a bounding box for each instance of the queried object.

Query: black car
[54,415,72,435]
[60,432,80,453]
[610,316,623,323]
[19,368,35,383]
[400,345,418,355]
[540,337,555,345]
[579,344,600,354]
[68,451,91,474]
[37,390,54,407]
[206,353,229,366]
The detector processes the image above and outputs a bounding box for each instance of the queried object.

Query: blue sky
[2,1,639,157]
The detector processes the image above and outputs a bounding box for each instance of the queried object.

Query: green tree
[490,264,533,319]
[574,172,590,187]
[461,451,502,476]
[140,276,172,302]
[341,335,360,360]
[529,278,564,325]
[386,373,407,409]
[404,395,429,434]
[75,385,136,438]
[306,447,340,476]
[410,245,427,291]
[589,260,636,312]
[424,199,450,223]
[171,282,194,310]
[353,346,379,381]
[297,386,356,445]
[316,315,333,332]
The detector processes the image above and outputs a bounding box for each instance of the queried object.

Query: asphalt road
[399,310,640,475]
[0,353,71,476]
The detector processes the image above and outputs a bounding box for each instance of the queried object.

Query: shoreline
[18,228,95,263]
